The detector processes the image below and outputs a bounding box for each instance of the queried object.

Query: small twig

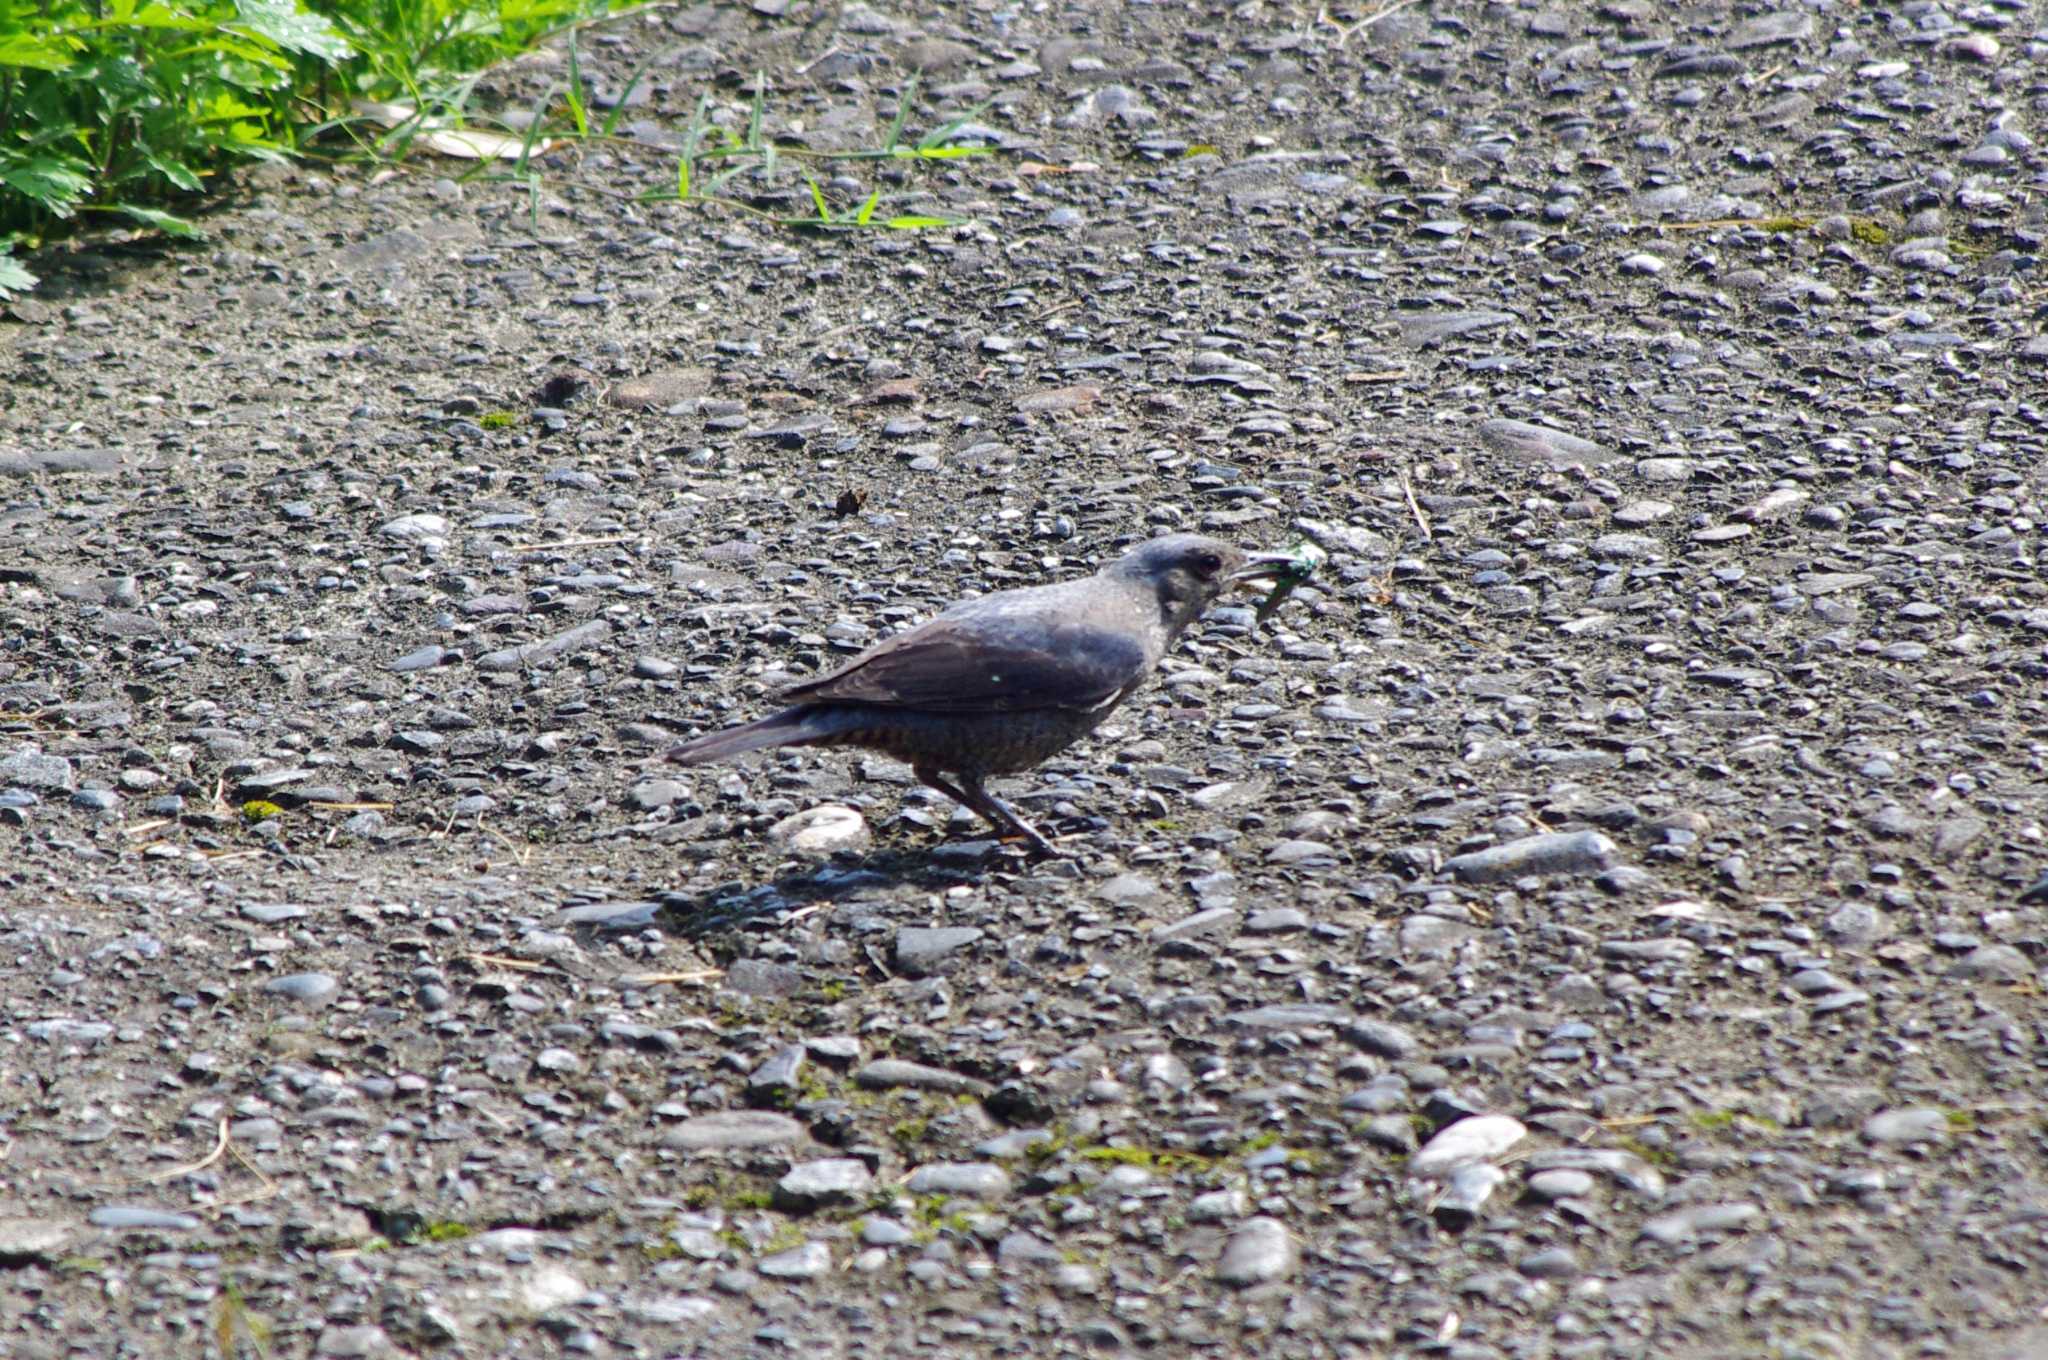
[1399,466,1433,541]
[1325,0,1424,48]
[506,535,634,553]
[215,1139,281,1209]
[794,45,842,76]
[122,818,173,837]
[1343,369,1407,383]
[461,951,546,972]
[145,1117,230,1183]
[482,821,533,867]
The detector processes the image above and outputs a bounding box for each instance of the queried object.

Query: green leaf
[677,154,690,201]
[802,169,829,223]
[144,151,204,192]
[115,204,204,237]
[881,215,956,230]
[0,156,93,215]
[76,2,212,34]
[197,91,273,123]
[854,189,879,226]
[0,254,38,298]
[227,0,352,60]
[0,32,80,71]
[892,145,986,160]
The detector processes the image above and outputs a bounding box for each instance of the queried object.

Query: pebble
[769,804,870,854]
[757,1242,833,1280]
[1862,1108,1953,1147]
[1411,1115,1528,1176]
[263,973,339,1006]
[1215,1217,1298,1286]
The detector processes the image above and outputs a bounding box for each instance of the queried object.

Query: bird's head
[1105,534,1299,633]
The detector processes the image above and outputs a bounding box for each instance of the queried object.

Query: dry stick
[217,1139,281,1209]
[1399,467,1433,541]
[1329,0,1424,48]
[462,951,546,973]
[145,1116,230,1183]
[482,821,533,867]
[506,535,634,554]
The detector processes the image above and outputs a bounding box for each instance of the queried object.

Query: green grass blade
[880,73,916,151]
[600,46,669,138]
[745,72,764,149]
[513,84,550,172]
[854,189,878,226]
[917,96,993,151]
[801,169,830,223]
[562,33,588,137]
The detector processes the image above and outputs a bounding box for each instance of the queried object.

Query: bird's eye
[1195,552,1223,576]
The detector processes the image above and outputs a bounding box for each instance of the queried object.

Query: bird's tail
[667,707,836,766]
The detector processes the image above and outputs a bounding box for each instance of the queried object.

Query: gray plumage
[667,534,1295,854]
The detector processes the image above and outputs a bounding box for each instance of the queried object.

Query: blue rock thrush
[666,534,1300,853]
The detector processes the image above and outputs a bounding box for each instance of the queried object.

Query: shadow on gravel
[657,841,1015,937]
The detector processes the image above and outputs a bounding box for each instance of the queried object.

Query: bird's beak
[1229,552,1302,587]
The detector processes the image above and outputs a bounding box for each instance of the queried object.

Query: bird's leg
[913,765,1059,856]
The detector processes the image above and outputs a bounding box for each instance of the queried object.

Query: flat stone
[1446,831,1616,883]
[757,1241,833,1279]
[854,1060,993,1097]
[88,1206,201,1231]
[1478,417,1615,466]
[1640,1202,1763,1244]
[0,749,74,792]
[664,1110,807,1152]
[903,1162,1011,1199]
[777,1159,874,1210]
[895,926,984,975]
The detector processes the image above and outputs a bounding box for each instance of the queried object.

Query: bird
[666,534,1300,854]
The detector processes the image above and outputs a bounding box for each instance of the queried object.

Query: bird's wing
[781,613,1150,714]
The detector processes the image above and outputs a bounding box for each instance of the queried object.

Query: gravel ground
[4,1,2048,1357]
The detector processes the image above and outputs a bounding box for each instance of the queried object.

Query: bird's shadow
[656,839,1023,938]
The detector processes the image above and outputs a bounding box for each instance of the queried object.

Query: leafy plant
[0,0,351,284]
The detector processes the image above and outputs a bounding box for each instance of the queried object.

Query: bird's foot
[998,826,1065,858]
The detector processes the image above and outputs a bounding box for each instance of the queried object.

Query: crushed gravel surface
[3,1,2047,1357]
